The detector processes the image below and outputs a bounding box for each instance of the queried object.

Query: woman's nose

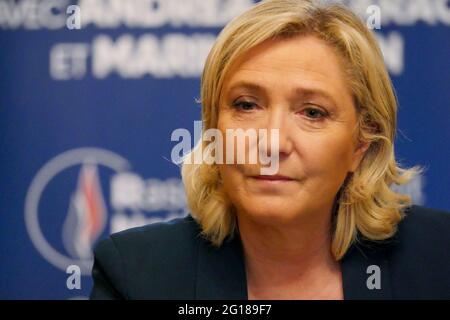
[263,108,294,158]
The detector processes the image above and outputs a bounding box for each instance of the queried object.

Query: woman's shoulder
[94,215,204,267]
[359,204,450,254]
[106,215,202,248]
[345,205,450,299]
[378,204,450,262]
[90,215,205,299]
[403,204,450,222]
[396,204,450,242]
[389,205,450,297]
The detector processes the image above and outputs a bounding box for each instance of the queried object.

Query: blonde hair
[181,0,424,260]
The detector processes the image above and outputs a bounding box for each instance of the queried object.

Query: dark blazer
[90,205,450,299]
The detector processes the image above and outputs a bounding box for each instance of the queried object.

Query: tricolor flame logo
[63,161,107,260]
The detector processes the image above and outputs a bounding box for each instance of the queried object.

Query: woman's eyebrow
[299,88,339,107]
[227,80,265,94]
[227,80,339,107]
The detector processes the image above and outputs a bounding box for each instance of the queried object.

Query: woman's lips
[251,175,294,181]
[249,175,297,191]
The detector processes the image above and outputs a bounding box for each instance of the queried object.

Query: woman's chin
[238,198,305,226]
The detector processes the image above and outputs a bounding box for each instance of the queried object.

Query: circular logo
[25,147,130,275]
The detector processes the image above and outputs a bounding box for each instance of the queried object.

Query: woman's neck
[237,213,343,299]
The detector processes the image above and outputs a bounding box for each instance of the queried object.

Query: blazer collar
[195,231,393,300]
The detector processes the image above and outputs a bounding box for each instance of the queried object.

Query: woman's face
[217,35,370,226]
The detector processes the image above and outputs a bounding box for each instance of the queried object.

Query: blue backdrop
[0,0,449,299]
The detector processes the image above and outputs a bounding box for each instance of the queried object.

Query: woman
[90,0,450,299]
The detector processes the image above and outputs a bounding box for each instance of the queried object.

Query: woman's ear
[350,140,371,173]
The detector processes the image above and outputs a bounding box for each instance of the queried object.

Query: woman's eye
[303,107,328,120]
[232,100,256,111]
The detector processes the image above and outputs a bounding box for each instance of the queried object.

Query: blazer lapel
[341,240,393,299]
